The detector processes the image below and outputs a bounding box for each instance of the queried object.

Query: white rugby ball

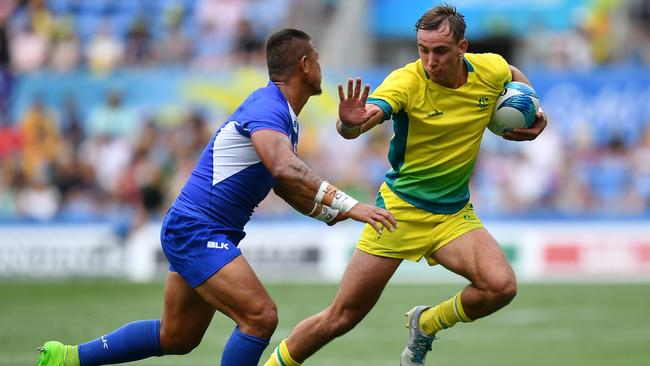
[487,81,539,136]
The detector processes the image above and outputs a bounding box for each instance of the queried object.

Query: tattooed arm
[251,129,396,232]
[251,129,322,203]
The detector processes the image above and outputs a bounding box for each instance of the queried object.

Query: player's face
[416,23,467,87]
[306,46,323,96]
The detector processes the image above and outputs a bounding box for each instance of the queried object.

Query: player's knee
[486,272,517,306]
[239,299,278,338]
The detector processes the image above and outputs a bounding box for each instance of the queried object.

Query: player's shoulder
[465,52,509,72]
[249,83,289,110]
[465,52,510,85]
[238,83,291,118]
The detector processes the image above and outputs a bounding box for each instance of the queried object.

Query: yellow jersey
[368,53,511,214]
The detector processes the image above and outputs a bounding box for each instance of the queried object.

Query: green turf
[3,280,649,366]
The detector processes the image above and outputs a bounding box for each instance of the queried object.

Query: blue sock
[78,320,163,366]
[221,326,270,366]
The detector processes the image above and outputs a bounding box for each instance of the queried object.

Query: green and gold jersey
[368,53,511,214]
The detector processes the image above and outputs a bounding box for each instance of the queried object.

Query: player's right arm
[251,129,396,233]
[336,78,385,139]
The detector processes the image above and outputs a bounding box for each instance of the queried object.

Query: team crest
[477,96,489,111]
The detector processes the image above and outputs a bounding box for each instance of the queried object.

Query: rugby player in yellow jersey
[264,4,547,366]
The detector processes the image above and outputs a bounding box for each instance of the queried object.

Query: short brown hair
[266,28,313,80]
[415,4,466,42]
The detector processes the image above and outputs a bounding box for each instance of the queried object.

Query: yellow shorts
[357,182,484,266]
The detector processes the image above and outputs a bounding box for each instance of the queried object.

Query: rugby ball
[487,81,539,136]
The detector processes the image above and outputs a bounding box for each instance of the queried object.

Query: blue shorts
[160,207,243,288]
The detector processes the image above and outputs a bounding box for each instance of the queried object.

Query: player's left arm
[503,65,548,141]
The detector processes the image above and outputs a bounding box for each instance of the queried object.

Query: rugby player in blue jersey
[37,28,396,366]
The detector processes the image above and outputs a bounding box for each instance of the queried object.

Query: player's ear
[458,39,468,57]
[300,55,309,74]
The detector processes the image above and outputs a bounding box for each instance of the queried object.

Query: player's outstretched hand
[338,77,381,126]
[337,203,397,234]
[503,109,547,141]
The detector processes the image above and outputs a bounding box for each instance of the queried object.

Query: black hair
[266,28,313,80]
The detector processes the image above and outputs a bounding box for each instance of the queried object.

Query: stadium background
[1,0,649,365]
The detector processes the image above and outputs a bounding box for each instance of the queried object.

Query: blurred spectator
[156,18,192,65]
[59,95,84,152]
[632,126,650,207]
[192,21,235,69]
[79,133,132,196]
[27,0,53,38]
[0,110,21,161]
[0,166,19,218]
[85,21,124,74]
[49,17,80,72]
[50,135,100,222]
[87,89,139,139]
[19,98,60,182]
[585,137,641,213]
[233,18,264,65]
[0,2,14,117]
[124,17,155,67]
[627,0,650,64]
[196,0,245,30]
[10,21,48,73]
[16,172,60,221]
[243,0,290,44]
[192,0,246,69]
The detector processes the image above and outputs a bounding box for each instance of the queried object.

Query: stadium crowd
[0,0,649,229]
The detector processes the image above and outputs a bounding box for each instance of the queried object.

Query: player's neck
[438,59,468,89]
[275,81,310,115]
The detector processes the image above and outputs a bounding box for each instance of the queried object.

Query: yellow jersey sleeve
[368,61,421,119]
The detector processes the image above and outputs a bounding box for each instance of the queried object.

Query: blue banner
[372,0,590,39]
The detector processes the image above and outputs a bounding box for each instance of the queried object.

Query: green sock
[65,345,80,366]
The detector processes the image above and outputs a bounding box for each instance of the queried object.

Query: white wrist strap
[315,181,329,203]
[314,180,358,213]
[314,205,339,223]
[330,190,358,213]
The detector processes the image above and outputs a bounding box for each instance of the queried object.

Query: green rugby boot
[37,341,79,366]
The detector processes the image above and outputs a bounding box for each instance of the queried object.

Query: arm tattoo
[286,160,322,193]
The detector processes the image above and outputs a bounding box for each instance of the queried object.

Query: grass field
[3,280,650,366]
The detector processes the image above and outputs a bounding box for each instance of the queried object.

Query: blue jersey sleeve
[237,99,292,137]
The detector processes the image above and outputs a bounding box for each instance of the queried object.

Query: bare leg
[431,228,517,320]
[194,256,278,338]
[285,250,402,362]
[160,256,278,354]
[160,272,216,354]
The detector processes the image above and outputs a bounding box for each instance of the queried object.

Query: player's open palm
[338,78,379,126]
[343,202,397,234]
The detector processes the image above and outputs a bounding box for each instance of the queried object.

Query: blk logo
[207,241,230,249]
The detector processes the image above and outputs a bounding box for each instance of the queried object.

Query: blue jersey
[170,81,299,244]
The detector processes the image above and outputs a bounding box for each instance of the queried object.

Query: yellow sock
[419,291,473,336]
[263,339,301,366]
